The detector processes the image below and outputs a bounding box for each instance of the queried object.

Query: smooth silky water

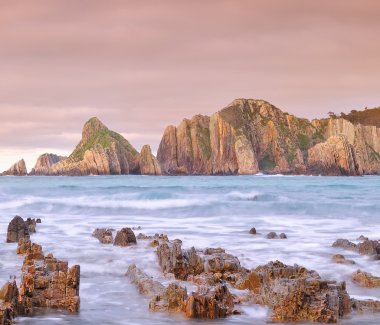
[0,175,379,325]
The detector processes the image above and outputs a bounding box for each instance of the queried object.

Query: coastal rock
[352,270,380,287]
[25,218,37,233]
[127,265,235,319]
[0,280,19,324]
[332,254,355,265]
[279,232,287,239]
[351,298,380,313]
[43,117,139,176]
[6,216,30,243]
[183,284,234,319]
[29,153,66,175]
[18,249,80,313]
[332,239,358,252]
[114,228,137,247]
[157,99,380,176]
[133,145,162,175]
[266,232,278,239]
[240,260,351,323]
[156,240,241,280]
[249,227,257,235]
[332,238,380,256]
[307,135,361,176]
[92,228,114,244]
[1,159,27,176]
[126,264,164,299]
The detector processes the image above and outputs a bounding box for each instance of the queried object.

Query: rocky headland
[2,99,380,176]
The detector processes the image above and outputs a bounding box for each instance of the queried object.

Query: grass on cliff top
[339,107,380,128]
[69,128,138,162]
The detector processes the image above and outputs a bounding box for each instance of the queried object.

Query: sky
[1,0,380,171]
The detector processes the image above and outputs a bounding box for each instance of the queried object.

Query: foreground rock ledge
[125,237,380,323]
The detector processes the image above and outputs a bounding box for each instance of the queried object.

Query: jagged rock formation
[307,135,361,176]
[157,99,380,175]
[132,145,162,175]
[6,216,30,243]
[44,117,139,175]
[29,153,66,175]
[239,260,351,323]
[1,159,27,176]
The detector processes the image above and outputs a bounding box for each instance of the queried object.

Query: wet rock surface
[114,227,137,246]
[332,254,356,265]
[352,270,380,288]
[1,217,81,324]
[6,216,30,243]
[92,228,114,244]
[239,260,351,323]
[332,237,380,256]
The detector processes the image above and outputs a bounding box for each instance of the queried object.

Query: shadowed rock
[92,228,114,244]
[6,216,30,243]
[332,254,355,265]
[1,159,27,176]
[114,228,137,246]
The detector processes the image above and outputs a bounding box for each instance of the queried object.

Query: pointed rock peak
[2,159,27,176]
[140,144,153,155]
[82,117,108,142]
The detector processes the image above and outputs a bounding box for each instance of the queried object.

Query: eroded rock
[332,254,355,265]
[6,216,30,243]
[352,270,380,288]
[114,228,137,246]
[92,228,114,244]
[239,261,351,323]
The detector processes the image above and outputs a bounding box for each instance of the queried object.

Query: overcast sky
[1,0,380,171]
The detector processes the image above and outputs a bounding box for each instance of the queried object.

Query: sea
[0,175,379,325]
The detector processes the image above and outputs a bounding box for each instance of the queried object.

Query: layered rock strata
[29,154,66,175]
[157,99,380,175]
[1,159,27,176]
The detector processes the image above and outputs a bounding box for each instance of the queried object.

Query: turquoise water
[0,175,379,324]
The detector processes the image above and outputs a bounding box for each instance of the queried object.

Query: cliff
[1,159,27,176]
[157,99,380,176]
[44,117,139,176]
[29,153,66,175]
[132,145,162,175]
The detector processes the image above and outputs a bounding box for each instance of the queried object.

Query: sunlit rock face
[157,99,380,176]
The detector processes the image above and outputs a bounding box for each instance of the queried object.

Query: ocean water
[0,175,379,325]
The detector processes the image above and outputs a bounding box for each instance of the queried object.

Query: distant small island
[2,99,380,177]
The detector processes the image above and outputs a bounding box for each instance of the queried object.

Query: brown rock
[352,270,380,287]
[266,232,278,239]
[156,240,241,280]
[6,216,30,243]
[29,153,66,175]
[114,228,137,246]
[183,284,234,319]
[25,218,37,233]
[92,228,114,244]
[332,254,355,265]
[279,233,287,239]
[351,298,380,313]
[1,159,27,176]
[249,227,256,235]
[357,239,380,255]
[133,145,162,175]
[240,261,351,323]
[332,238,358,252]
[307,135,362,175]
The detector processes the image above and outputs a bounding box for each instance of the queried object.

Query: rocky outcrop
[157,99,380,175]
[132,145,162,175]
[92,228,113,244]
[29,153,66,175]
[239,260,351,323]
[307,135,362,175]
[6,216,30,243]
[114,228,137,247]
[1,159,27,176]
[42,117,139,175]
[352,270,380,288]
[156,240,241,280]
[332,238,380,256]
[126,264,235,319]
